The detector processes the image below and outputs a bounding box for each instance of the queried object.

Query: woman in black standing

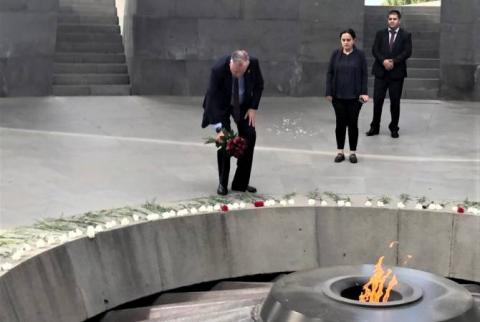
[326,29,369,163]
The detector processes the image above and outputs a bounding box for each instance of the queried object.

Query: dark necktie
[233,77,240,122]
[389,30,396,51]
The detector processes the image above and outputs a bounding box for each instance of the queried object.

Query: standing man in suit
[202,50,264,195]
[366,9,412,138]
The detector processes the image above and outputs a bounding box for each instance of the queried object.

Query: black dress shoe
[349,153,358,164]
[391,131,399,138]
[232,185,257,193]
[366,128,379,136]
[217,184,228,195]
[334,153,345,163]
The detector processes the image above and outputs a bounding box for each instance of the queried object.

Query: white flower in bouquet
[345,201,352,207]
[59,234,68,243]
[337,200,345,207]
[415,203,423,209]
[397,202,405,209]
[199,205,207,212]
[68,231,76,239]
[147,213,159,221]
[267,199,276,206]
[226,203,234,210]
[321,200,328,206]
[435,204,443,210]
[364,200,372,207]
[11,250,24,261]
[288,199,295,205]
[190,207,198,214]
[206,205,214,212]
[213,204,221,211]
[35,239,47,249]
[22,244,32,252]
[94,225,104,232]
[239,202,246,209]
[308,199,316,206]
[132,214,140,222]
[377,201,384,207]
[1,263,13,271]
[86,226,96,239]
[106,220,118,228]
[75,228,83,237]
[169,210,176,217]
[280,199,287,206]
[428,203,436,210]
[47,235,57,245]
[120,217,130,226]
[232,203,240,209]
[467,207,478,214]
[178,209,189,216]
[451,206,458,212]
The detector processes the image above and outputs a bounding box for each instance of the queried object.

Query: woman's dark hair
[388,9,402,19]
[339,28,356,40]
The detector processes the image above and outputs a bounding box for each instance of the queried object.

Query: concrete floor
[0,96,479,228]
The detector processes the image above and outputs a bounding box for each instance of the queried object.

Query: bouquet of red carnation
[205,129,247,159]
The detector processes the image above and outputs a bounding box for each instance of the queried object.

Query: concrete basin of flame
[260,265,480,322]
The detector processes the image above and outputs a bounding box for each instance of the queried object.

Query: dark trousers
[332,98,362,151]
[217,110,256,190]
[371,77,404,132]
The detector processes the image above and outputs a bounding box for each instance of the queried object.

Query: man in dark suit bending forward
[202,50,264,195]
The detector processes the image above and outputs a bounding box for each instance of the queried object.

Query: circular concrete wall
[0,206,478,322]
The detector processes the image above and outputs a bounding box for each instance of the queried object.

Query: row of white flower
[1,198,479,273]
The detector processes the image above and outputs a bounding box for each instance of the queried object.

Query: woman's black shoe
[366,128,379,136]
[334,153,345,163]
[349,154,358,163]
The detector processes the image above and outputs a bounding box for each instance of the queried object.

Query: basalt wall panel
[0,0,58,96]
[121,0,365,96]
[440,0,480,101]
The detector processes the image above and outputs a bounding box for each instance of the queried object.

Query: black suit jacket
[371,28,412,80]
[202,56,264,128]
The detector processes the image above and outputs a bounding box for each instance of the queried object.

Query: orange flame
[359,256,398,303]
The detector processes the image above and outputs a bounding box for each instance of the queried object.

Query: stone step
[141,306,256,322]
[58,14,118,25]
[364,22,440,33]
[57,32,122,42]
[402,88,439,99]
[365,6,440,15]
[403,68,439,78]
[367,57,439,68]
[368,77,440,90]
[55,53,125,63]
[53,73,129,85]
[363,37,440,50]
[56,41,124,53]
[58,23,120,34]
[364,14,440,23]
[59,5,117,15]
[211,281,273,291]
[100,298,263,322]
[153,288,269,305]
[60,0,115,5]
[52,84,131,95]
[54,63,127,74]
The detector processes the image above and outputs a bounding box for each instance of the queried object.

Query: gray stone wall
[122,0,365,96]
[440,0,480,101]
[0,0,58,96]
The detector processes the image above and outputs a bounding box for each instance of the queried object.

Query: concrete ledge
[0,206,479,322]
